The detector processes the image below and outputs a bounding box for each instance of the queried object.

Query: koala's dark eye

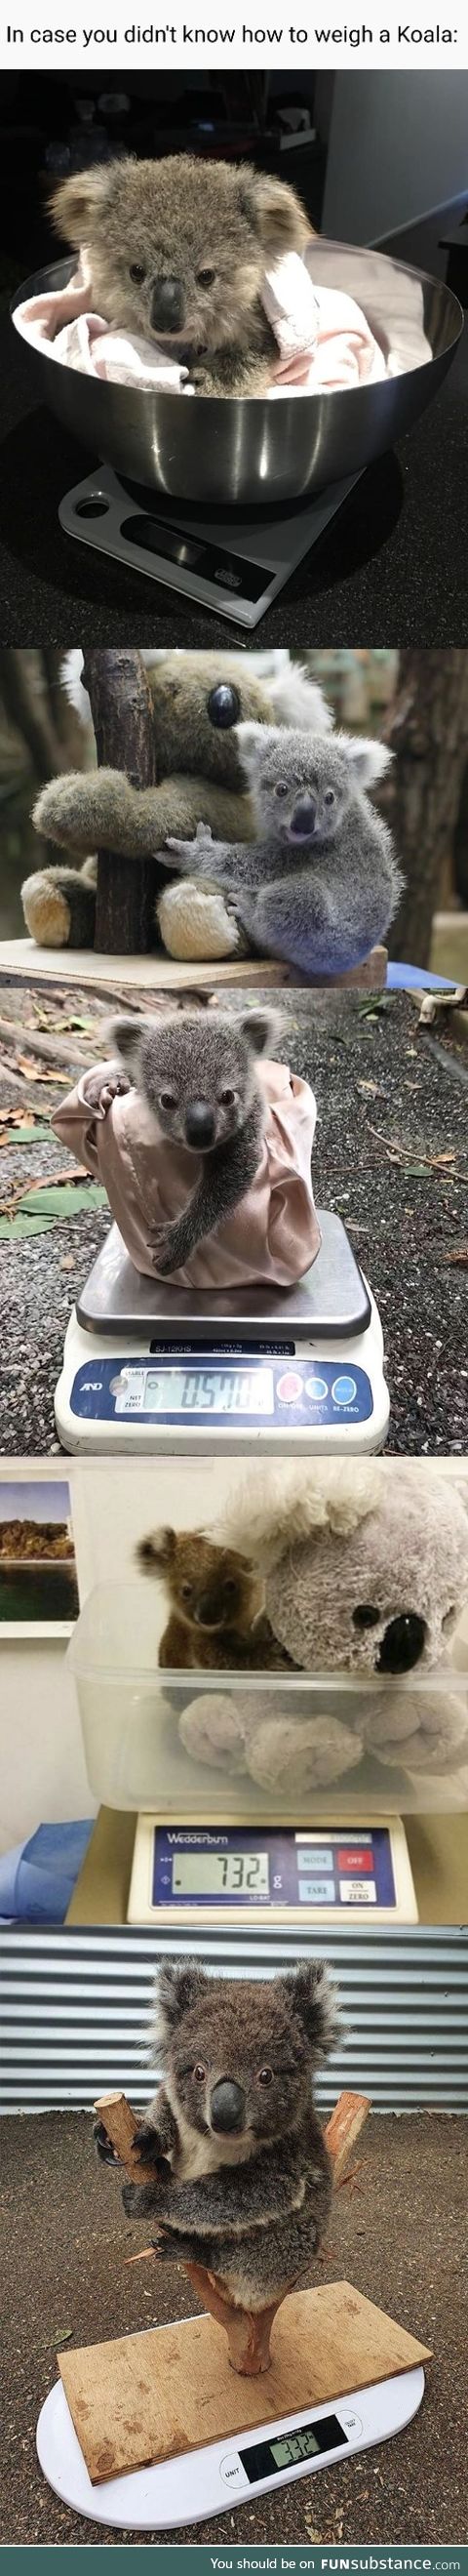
[353,1604,380,1629]
[197,266,216,289]
[180,1583,193,1602]
[218,1086,237,1107]
[274,782,289,799]
[208,683,241,729]
[325,788,335,807]
[193,2063,206,2081]
[257,2067,274,2085]
[223,1577,237,1599]
[159,1090,177,1112]
[130,262,146,284]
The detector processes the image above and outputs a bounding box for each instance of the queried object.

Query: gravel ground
[2,2109,467,2546]
[0,981,468,1454]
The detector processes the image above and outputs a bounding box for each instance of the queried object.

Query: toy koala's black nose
[211,2080,246,2133]
[185,1101,215,1148]
[151,276,184,331]
[290,798,317,836]
[377,1613,426,1673]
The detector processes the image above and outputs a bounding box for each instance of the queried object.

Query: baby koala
[95,1957,340,2312]
[50,155,310,397]
[108,1006,277,1277]
[136,1524,289,1671]
[166,725,403,980]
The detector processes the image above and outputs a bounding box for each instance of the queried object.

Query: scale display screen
[152,1825,397,1910]
[136,1367,274,1417]
[239,2412,347,2483]
[172,1850,269,1896]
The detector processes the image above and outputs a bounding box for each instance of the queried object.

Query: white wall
[321,71,468,244]
[0,1638,96,1858]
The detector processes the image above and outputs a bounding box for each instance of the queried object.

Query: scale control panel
[69,1350,374,1430]
[218,2406,357,2492]
[127,1817,418,1923]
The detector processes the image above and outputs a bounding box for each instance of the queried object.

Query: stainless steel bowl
[12,239,462,508]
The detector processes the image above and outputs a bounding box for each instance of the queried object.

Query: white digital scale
[58,463,363,629]
[37,2355,425,2530]
[127,1815,418,1925]
[55,1214,389,1455]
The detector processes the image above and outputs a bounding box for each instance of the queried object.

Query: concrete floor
[2,2110,467,2547]
[0,981,468,1456]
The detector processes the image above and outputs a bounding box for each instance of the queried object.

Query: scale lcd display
[239,2413,347,2483]
[140,1368,274,1416]
[172,1851,269,1896]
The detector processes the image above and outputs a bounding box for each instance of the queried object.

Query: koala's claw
[133,2121,165,2164]
[94,2118,122,2166]
[85,1064,131,1115]
[146,1224,181,1278]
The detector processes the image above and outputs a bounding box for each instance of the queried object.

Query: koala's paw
[21,868,74,949]
[132,2121,166,2166]
[94,2118,122,2167]
[158,879,245,963]
[85,1063,131,1115]
[146,1221,188,1279]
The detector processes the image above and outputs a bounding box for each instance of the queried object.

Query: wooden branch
[83,652,158,957]
[96,2085,371,2381]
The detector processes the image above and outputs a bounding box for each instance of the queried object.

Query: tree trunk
[83,651,158,955]
[380,651,468,966]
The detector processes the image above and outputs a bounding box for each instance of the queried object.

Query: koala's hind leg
[234,874,341,977]
[21,861,97,949]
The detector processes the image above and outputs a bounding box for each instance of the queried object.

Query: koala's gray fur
[50,155,310,396]
[111,1005,277,1275]
[166,725,403,979]
[112,1959,341,2311]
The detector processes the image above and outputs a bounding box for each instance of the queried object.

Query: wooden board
[58,2280,432,2485]
[0,939,386,993]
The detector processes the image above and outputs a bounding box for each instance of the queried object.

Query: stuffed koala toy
[22,649,331,961]
[177,1463,468,1793]
[96,1956,339,2311]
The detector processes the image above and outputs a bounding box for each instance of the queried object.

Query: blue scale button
[332,1374,358,1406]
[298,1878,336,1904]
[305,1375,329,1403]
[298,1848,333,1872]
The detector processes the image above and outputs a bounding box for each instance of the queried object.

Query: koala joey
[166,726,403,980]
[95,1958,340,2312]
[50,155,311,397]
[110,1005,277,1276]
[136,1525,291,1671]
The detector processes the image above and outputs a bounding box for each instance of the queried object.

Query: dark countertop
[1,310,467,646]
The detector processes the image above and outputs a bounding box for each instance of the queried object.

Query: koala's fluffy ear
[242,171,310,256]
[236,720,284,777]
[338,734,394,791]
[136,1527,176,1573]
[151,1959,211,2060]
[50,166,119,247]
[276,1962,343,2064]
[238,1008,280,1060]
[108,1015,146,1077]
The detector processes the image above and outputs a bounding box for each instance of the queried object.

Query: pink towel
[15,247,386,397]
[52,1057,321,1290]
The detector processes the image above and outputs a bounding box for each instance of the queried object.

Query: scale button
[276,1371,303,1404]
[340,2410,364,2437]
[332,1374,357,1406]
[305,1374,329,1402]
[219,2453,248,2487]
[337,1847,373,1873]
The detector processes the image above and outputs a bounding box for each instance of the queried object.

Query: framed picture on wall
[0,1476,79,1637]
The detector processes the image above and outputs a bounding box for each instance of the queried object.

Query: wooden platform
[0,938,387,995]
[58,2279,431,2485]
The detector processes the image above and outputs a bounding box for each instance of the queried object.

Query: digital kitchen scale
[37,2360,425,2530]
[58,463,363,629]
[55,1213,389,1454]
[127,1816,418,1926]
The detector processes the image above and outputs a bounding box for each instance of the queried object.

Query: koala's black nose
[377,1613,426,1674]
[290,799,317,837]
[185,1101,215,1148]
[150,277,184,332]
[211,2079,246,2133]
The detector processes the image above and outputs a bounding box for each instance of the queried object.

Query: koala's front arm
[33,774,254,863]
[133,2133,322,2235]
[149,1097,264,1275]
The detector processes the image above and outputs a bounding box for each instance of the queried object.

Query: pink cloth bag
[53,1057,321,1290]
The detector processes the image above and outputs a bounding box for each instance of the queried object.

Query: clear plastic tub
[68,1584,468,1817]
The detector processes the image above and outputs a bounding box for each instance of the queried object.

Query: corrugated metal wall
[1,1925,467,2112]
